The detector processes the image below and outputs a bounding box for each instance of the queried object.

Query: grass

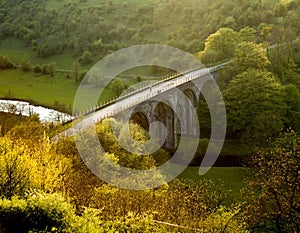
[0,38,35,64]
[0,69,143,113]
[179,167,251,203]
[0,69,105,113]
[0,69,78,110]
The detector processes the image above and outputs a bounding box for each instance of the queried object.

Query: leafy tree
[7,115,44,141]
[73,61,80,82]
[20,58,31,72]
[94,118,156,169]
[224,69,285,145]
[0,55,15,69]
[221,16,237,29]
[257,23,274,42]
[33,64,42,73]
[231,42,270,74]
[238,26,257,43]
[48,61,56,77]
[109,78,126,97]
[136,76,142,83]
[0,134,71,199]
[79,50,93,65]
[274,2,287,17]
[42,64,49,75]
[0,191,112,233]
[37,35,63,58]
[281,84,300,132]
[0,137,31,199]
[200,27,238,64]
[268,43,300,88]
[245,131,300,232]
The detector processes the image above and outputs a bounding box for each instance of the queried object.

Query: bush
[33,65,42,73]
[0,192,108,233]
[19,58,31,72]
[0,134,71,199]
[0,192,170,233]
[79,50,93,65]
[0,55,15,69]
[0,192,74,232]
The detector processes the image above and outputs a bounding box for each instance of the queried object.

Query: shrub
[33,65,42,73]
[0,192,170,233]
[0,55,15,69]
[0,192,75,232]
[79,51,93,65]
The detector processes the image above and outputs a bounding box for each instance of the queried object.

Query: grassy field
[0,69,124,113]
[179,167,251,203]
[0,38,35,64]
[0,69,78,110]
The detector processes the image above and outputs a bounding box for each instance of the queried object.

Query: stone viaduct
[55,64,226,152]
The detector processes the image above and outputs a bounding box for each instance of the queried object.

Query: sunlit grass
[179,166,251,204]
[0,69,116,112]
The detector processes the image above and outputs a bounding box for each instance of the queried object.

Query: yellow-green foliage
[244,130,300,232]
[0,135,71,199]
[0,117,251,232]
[0,192,171,233]
[199,206,249,233]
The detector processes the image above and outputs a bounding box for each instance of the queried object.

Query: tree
[42,64,49,75]
[73,61,80,82]
[223,69,285,145]
[0,133,71,199]
[0,55,15,69]
[7,115,44,141]
[48,61,56,77]
[274,2,287,17]
[109,78,126,97]
[33,65,42,73]
[231,42,270,74]
[200,27,238,64]
[37,35,63,58]
[79,50,93,65]
[281,84,300,132]
[245,131,300,232]
[221,16,237,29]
[268,43,300,88]
[20,58,31,72]
[0,137,31,199]
[238,26,256,43]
